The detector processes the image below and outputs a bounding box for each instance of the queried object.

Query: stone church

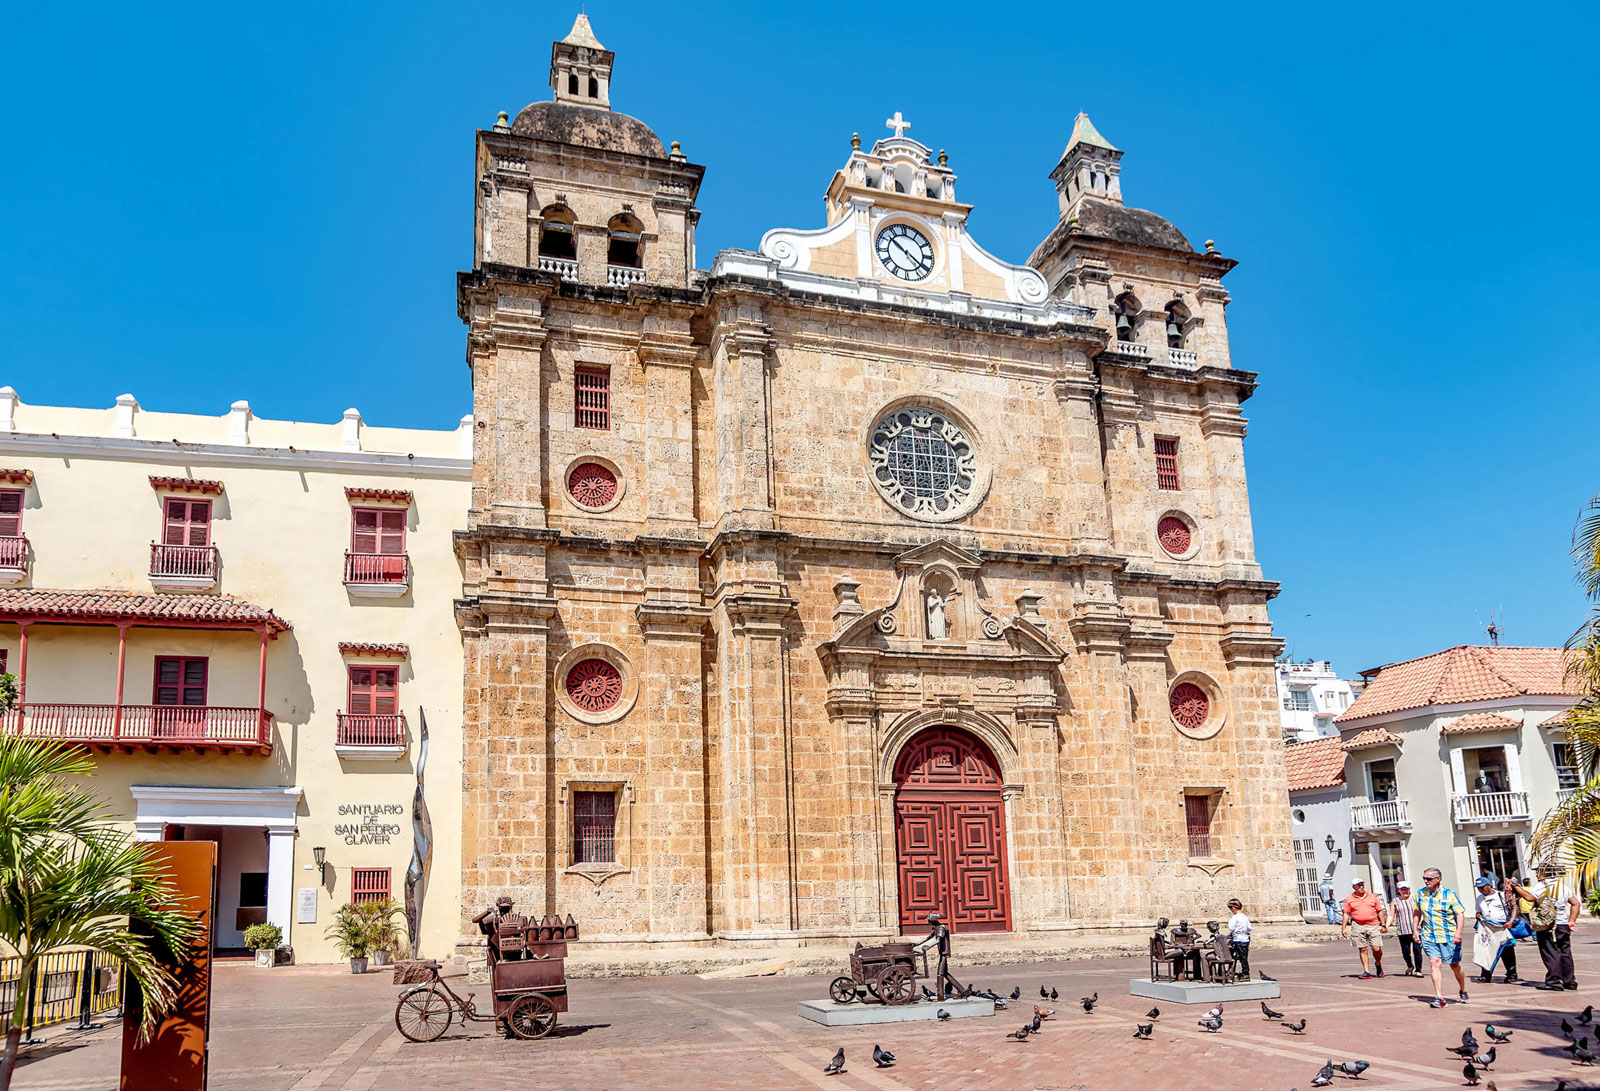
[454,15,1295,949]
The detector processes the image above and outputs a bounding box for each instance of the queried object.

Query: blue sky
[2,2,1595,674]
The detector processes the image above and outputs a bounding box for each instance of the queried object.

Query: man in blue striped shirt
[1414,867,1468,1008]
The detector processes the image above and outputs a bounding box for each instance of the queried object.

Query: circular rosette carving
[565,658,623,713]
[1014,270,1049,304]
[567,463,619,510]
[867,405,984,522]
[1157,514,1195,558]
[1167,673,1226,739]
[1169,683,1209,732]
[875,612,897,634]
[981,615,1005,639]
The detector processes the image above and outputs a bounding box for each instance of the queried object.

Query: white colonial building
[1277,659,1363,742]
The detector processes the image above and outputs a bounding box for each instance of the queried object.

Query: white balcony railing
[1112,339,1149,358]
[1557,787,1582,806]
[536,255,578,280]
[606,264,645,287]
[1166,348,1199,368]
[1350,799,1411,831]
[1453,790,1531,824]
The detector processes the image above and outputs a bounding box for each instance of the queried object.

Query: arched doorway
[893,728,1012,933]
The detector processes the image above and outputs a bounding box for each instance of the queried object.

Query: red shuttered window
[575,367,610,430]
[572,790,617,864]
[351,508,405,555]
[154,657,209,706]
[0,489,23,536]
[348,666,398,715]
[350,867,390,904]
[162,498,212,546]
[1155,437,1180,491]
[1184,794,1213,858]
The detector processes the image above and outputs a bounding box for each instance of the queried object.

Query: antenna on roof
[1486,611,1501,647]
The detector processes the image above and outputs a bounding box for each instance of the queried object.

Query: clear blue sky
[3,2,1595,674]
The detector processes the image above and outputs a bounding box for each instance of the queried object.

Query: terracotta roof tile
[345,487,412,505]
[1337,646,1573,724]
[1284,736,1346,792]
[1341,727,1403,751]
[0,588,289,632]
[1440,711,1522,734]
[337,641,409,659]
[148,475,224,495]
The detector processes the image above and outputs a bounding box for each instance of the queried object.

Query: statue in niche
[925,586,957,640]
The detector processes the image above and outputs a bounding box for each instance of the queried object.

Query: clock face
[875,224,935,281]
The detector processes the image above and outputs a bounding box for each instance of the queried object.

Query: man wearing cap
[1472,872,1518,983]
[1388,880,1421,976]
[1415,867,1468,1008]
[1341,877,1387,978]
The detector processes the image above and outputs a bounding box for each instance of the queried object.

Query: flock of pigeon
[819,981,1598,1087]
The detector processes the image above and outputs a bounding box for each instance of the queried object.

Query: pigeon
[1281,1018,1307,1034]
[1470,1047,1496,1070]
[1563,1018,1576,1037]
[1030,1014,1042,1034]
[1050,987,1058,1001]
[1146,1006,1161,1020]
[1006,1025,1031,1042]
[823,1048,845,1075]
[1081,992,1099,1013]
[1462,1026,1481,1051]
[1261,1001,1283,1020]
[992,998,1007,1010]
[1259,969,1276,981]
[1133,1022,1153,1039]
[1203,1004,1224,1020]
[936,1007,951,1021]
[1310,1059,1335,1087]
[1197,1015,1222,1033]
[1010,986,1021,1000]
[873,1044,893,1069]
[1337,1060,1370,1079]
[1583,1004,1595,1025]
[1484,1025,1512,1043]
[1447,1042,1478,1060]
[1575,1044,1597,1066]
[1463,1062,1479,1086]
[922,985,937,1002]
[1562,1036,1588,1056]
[1034,1006,1054,1020]
[1040,986,1049,999]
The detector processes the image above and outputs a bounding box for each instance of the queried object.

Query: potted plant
[358,898,404,967]
[326,904,370,973]
[243,922,283,968]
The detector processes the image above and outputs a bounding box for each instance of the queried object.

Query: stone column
[265,825,296,935]
[1052,362,1113,552]
[469,293,549,530]
[1198,393,1256,570]
[710,309,775,530]
[637,323,700,535]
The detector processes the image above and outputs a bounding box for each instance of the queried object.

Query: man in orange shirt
[1341,877,1388,978]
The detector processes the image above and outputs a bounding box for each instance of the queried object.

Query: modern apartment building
[1276,659,1362,742]
[1335,645,1578,900]
[0,387,469,961]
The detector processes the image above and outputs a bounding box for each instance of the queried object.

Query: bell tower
[549,14,612,108]
[1050,112,1123,218]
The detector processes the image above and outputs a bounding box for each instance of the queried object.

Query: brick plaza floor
[18,930,1600,1090]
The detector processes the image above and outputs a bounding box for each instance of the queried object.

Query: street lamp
[313,845,327,879]
[1325,835,1336,854]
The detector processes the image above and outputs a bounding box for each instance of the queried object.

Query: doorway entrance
[893,728,1012,934]
[1475,835,1521,882]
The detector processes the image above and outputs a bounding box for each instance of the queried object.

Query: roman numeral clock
[875,223,935,282]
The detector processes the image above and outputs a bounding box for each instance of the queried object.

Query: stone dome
[1074,198,1193,252]
[511,101,665,158]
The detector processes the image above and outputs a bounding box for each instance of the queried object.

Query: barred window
[572,791,616,864]
[1185,793,1213,857]
[1154,437,1180,491]
[575,368,610,430]
[351,867,390,904]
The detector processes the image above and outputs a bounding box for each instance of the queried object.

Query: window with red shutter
[572,790,617,864]
[350,868,390,904]
[347,666,398,715]
[1184,793,1213,857]
[0,489,23,537]
[575,368,610,430]
[154,657,209,706]
[350,508,405,555]
[1154,437,1180,491]
[162,498,211,546]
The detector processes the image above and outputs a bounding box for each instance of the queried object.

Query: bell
[1115,313,1134,341]
[1167,317,1183,347]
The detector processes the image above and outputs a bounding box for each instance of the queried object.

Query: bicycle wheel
[505,994,557,1040]
[395,986,453,1042]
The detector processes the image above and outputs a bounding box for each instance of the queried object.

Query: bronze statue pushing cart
[394,897,578,1042]
[828,912,968,1006]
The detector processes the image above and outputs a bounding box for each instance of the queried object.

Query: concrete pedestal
[796,996,996,1027]
[1129,978,1280,1004]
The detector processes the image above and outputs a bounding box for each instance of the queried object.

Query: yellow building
[0,387,469,962]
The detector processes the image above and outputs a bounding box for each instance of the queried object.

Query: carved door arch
[893,727,1012,933]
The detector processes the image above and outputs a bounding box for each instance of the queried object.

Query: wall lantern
[313,845,327,868]
[1325,835,1336,854]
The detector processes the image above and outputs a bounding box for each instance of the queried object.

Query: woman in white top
[1472,873,1519,983]
[1389,880,1420,976]
[1226,899,1253,978]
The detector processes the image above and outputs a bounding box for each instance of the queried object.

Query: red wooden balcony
[149,543,219,588]
[335,712,407,755]
[2,703,272,753]
[0,536,27,582]
[343,551,409,596]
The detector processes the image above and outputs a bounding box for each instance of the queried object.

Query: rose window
[1157,516,1192,556]
[567,463,618,509]
[1169,683,1210,731]
[565,659,622,713]
[868,408,977,519]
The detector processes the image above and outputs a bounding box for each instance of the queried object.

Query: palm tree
[1531,495,1600,891]
[0,735,200,1091]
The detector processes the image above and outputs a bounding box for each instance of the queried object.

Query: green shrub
[1585,887,1600,919]
[242,922,282,951]
[325,904,369,959]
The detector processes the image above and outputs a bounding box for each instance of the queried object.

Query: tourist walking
[1515,875,1581,991]
[1389,880,1421,975]
[1341,877,1387,978]
[1321,879,1337,924]
[1415,867,1468,1008]
[1226,899,1252,978]
[1472,874,1518,983]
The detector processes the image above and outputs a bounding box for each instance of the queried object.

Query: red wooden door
[893,728,1012,933]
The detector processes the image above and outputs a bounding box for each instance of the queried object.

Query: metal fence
[0,949,122,1034]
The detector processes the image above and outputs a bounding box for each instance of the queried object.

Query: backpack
[1531,890,1561,932]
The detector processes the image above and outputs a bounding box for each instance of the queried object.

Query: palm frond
[1575,495,1600,602]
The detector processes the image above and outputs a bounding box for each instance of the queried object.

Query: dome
[511,101,664,158]
[1074,198,1193,252]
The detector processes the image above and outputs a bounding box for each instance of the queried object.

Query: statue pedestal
[1129,978,1280,1004]
[796,996,996,1026]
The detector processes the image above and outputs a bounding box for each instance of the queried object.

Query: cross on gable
[885,111,911,138]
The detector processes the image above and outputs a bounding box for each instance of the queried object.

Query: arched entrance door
[893,728,1012,933]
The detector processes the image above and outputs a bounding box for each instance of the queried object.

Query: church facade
[454,15,1295,949]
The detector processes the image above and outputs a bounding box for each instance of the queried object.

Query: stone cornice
[635,599,713,637]
[1220,629,1286,667]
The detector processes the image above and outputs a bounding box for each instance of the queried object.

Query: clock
[875,223,935,281]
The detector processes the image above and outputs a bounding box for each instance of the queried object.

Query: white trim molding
[129,783,303,839]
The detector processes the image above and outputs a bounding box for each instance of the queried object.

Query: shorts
[1348,923,1382,949]
[1421,939,1462,964]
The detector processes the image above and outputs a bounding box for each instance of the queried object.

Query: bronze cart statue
[829,941,928,1006]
